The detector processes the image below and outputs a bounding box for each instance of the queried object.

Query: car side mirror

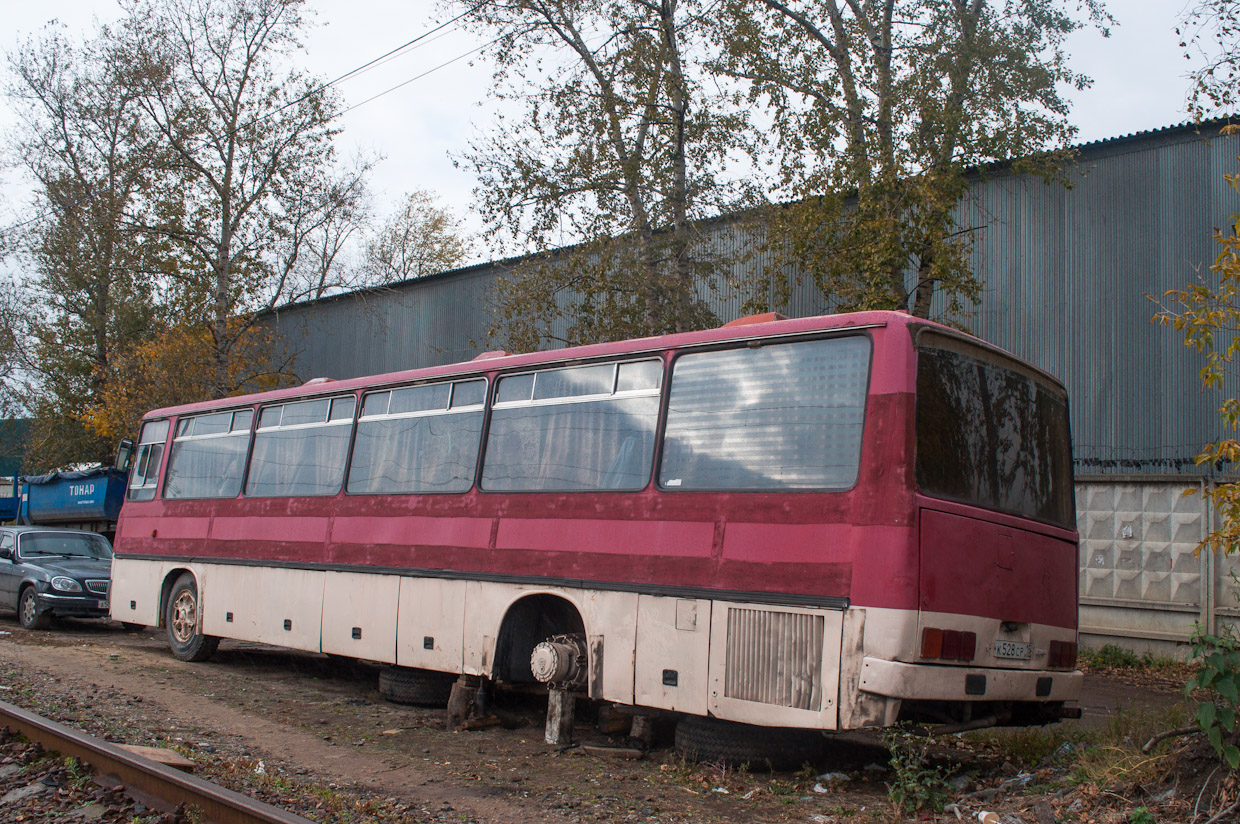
[0,547,12,562]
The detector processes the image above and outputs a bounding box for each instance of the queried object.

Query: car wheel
[165,573,219,662]
[17,586,49,631]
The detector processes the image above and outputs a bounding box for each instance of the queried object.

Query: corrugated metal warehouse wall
[265,122,1240,478]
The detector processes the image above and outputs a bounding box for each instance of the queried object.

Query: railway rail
[0,698,313,824]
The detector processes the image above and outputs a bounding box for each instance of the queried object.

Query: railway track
[0,699,313,824]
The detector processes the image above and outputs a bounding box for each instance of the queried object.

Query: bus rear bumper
[858,657,1084,703]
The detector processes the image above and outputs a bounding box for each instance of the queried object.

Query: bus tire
[673,716,823,771]
[18,587,50,630]
[378,667,454,707]
[165,573,219,662]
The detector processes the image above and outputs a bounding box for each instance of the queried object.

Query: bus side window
[482,360,662,492]
[128,419,171,502]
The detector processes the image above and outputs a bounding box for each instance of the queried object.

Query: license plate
[97,600,109,611]
[993,640,1032,660]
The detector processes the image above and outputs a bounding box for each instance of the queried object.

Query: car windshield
[18,532,113,561]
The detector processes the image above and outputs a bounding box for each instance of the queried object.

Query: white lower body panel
[108,559,1077,733]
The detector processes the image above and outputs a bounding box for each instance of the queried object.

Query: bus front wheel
[165,573,219,662]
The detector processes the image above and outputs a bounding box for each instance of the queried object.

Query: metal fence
[1076,475,1240,656]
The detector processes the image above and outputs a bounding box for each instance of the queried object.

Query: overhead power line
[340,31,514,117]
[1,2,495,237]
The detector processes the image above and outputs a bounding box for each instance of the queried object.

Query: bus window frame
[244,394,358,499]
[344,376,489,497]
[655,331,874,495]
[160,408,256,501]
[911,328,1074,529]
[127,419,172,502]
[479,356,667,494]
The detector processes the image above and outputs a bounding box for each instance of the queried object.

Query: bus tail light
[920,628,976,662]
[1049,640,1077,668]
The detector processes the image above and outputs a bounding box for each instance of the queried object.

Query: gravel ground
[0,728,190,823]
[0,616,1213,824]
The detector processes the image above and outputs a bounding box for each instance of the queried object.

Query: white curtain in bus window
[163,409,254,499]
[128,418,171,502]
[347,379,486,494]
[482,360,662,491]
[245,396,356,497]
[659,337,871,490]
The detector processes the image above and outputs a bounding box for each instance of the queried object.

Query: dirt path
[0,617,1195,824]
[0,621,837,823]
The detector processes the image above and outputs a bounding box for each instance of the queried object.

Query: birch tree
[715,0,1109,320]
[119,0,348,396]
[457,0,754,351]
[1180,0,1240,119]
[5,24,166,469]
[363,190,470,284]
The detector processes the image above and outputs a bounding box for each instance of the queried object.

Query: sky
[0,0,1201,254]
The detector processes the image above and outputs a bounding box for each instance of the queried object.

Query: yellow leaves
[1160,156,1240,558]
[84,319,295,442]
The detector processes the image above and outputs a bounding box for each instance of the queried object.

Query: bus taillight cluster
[920,628,977,662]
[1048,640,1077,669]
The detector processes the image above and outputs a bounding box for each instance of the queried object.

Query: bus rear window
[916,340,1074,528]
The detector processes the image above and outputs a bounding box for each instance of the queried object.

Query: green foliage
[713,0,1109,321]
[1186,625,1240,770]
[973,724,1082,767]
[883,729,955,813]
[117,0,358,397]
[1180,0,1240,119]
[1067,705,1191,788]
[63,756,90,790]
[487,238,723,352]
[1156,138,1240,558]
[458,0,756,350]
[5,24,169,469]
[4,0,388,462]
[972,703,1188,790]
[1080,643,1189,672]
[1082,643,1143,669]
[1155,125,1240,775]
[1129,806,1156,824]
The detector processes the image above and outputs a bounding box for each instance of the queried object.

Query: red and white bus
[111,310,1081,740]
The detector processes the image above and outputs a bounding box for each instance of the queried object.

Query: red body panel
[113,311,1077,625]
[918,503,1078,629]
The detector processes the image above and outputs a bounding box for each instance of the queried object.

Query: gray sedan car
[0,526,112,629]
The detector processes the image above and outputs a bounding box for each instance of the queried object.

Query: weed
[63,756,91,789]
[1068,704,1191,788]
[1128,806,1156,824]
[1084,643,1143,668]
[1186,624,1240,769]
[972,724,1083,767]
[1079,644,1186,674]
[884,728,955,813]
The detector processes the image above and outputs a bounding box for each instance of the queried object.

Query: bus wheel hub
[531,634,587,688]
